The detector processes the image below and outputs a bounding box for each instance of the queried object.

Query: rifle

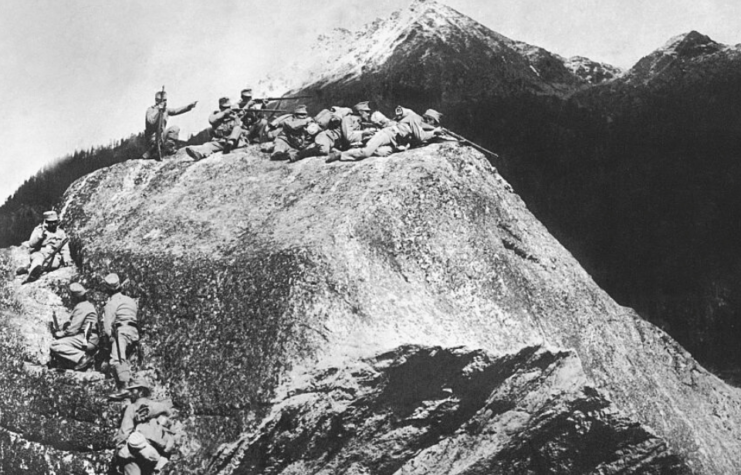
[40,237,69,272]
[51,310,60,334]
[156,85,166,161]
[440,128,499,159]
[235,109,292,115]
[253,95,312,102]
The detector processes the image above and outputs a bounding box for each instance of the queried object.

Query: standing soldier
[185,97,244,161]
[49,283,98,371]
[142,90,198,160]
[103,273,140,400]
[16,211,72,282]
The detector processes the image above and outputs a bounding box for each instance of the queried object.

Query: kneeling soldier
[50,282,98,370]
[103,273,141,400]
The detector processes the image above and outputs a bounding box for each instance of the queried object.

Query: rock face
[8,142,728,474]
[208,345,690,475]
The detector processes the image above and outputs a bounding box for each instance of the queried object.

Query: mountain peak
[626,30,725,83]
[661,30,720,56]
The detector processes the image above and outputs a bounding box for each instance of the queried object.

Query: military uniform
[114,379,175,475]
[237,88,269,144]
[340,107,440,161]
[270,105,317,161]
[50,295,98,367]
[18,211,72,280]
[142,93,197,160]
[185,98,245,161]
[103,275,139,390]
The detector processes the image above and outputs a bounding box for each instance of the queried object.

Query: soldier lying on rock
[16,211,72,282]
[49,282,98,371]
[185,97,245,161]
[103,273,141,400]
[332,106,443,162]
[113,377,176,475]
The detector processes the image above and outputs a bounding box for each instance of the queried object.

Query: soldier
[333,106,443,162]
[49,283,99,371]
[237,87,269,144]
[185,97,245,161]
[113,377,175,475]
[103,273,140,400]
[142,90,197,160]
[16,211,72,282]
[339,101,375,150]
[270,105,318,162]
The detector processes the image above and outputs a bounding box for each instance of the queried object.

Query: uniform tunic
[26,224,71,270]
[50,300,98,364]
[104,292,139,383]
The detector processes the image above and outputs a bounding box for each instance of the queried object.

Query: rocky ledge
[0,143,739,473]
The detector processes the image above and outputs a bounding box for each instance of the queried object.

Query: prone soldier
[334,106,443,162]
[16,211,72,282]
[49,282,99,371]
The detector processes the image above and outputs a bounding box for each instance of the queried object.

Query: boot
[15,266,28,275]
[25,264,42,283]
[290,145,320,163]
[270,151,289,161]
[325,151,341,163]
[185,147,204,161]
[74,354,94,371]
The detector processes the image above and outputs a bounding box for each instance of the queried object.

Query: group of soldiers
[142,87,449,164]
[15,212,173,474]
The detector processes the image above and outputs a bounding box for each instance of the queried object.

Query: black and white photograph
[1,0,740,473]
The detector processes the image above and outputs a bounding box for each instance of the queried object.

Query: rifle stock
[52,311,60,333]
[156,85,166,160]
[41,237,69,272]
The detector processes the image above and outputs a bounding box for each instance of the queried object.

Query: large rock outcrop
[1,143,740,473]
[208,345,690,474]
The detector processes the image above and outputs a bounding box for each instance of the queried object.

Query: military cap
[353,101,371,112]
[394,105,404,118]
[69,282,87,298]
[43,211,59,222]
[241,88,253,97]
[126,377,152,391]
[423,109,442,124]
[294,105,308,116]
[127,431,148,450]
[155,91,167,102]
[218,97,232,110]
[104,273,121,291]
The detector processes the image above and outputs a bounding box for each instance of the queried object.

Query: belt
[114,322,138,330]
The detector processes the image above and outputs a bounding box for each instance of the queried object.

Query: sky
[1,0,739,204]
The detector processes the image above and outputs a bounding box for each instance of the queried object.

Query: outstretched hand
[135,404,150,423]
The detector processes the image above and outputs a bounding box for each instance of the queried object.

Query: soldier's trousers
[27,250,61,272]
[143,126,180,159]
[187,126,245,160]
[50,333,87,364]
[111,325,139,387]
[342,129,396,161]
